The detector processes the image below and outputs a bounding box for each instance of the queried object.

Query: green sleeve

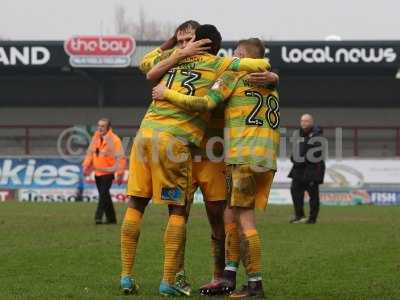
[227,57,271,72]
[162,89,221,113]
[161,70,241,112]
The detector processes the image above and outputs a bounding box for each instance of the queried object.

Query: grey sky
[1,0,399,41]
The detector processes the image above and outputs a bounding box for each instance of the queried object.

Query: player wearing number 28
[153,38,280,299]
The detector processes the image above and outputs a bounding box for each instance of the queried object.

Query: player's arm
[159,35,177,51]
[145,49,185,81]
[138,34,180,73]
[139,47,176,75]
[248,71,279,88]
[153,87,217,112]
[138,35,177,74]
[145,38,212,81]
[152,71,239,113]
[227,57,271,73]
[221,56,278,88]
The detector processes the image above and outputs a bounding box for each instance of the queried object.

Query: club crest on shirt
[212,79,224,90]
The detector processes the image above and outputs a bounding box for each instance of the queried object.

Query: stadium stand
[1,40,399,157]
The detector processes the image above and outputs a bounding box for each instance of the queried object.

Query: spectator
[288,114,325,224]
[83,118,126,224]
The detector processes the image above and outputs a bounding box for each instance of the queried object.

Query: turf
[0,203,399,300]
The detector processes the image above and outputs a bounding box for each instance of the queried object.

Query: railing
[0,125,399,157]
[283,125,400,157]
[0,125,139,157]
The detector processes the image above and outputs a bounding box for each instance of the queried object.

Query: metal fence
[0,125,399,157]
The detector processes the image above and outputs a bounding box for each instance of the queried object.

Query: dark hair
[237,38,265,58]
[194,24,222,55]
[175,20,200,35]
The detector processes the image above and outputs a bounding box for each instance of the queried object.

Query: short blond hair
[237,38,265,58]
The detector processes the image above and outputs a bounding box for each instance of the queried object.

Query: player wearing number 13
[127,25,270,205]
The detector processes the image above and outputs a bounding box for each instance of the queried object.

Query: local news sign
[218,44,398,65]
[217,41,400,67]
[64,35,136,68]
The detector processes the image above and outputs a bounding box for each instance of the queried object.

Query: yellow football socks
[225,223,240,271]
[176,227,187,274]
[243,229,262,280]
[121,207,143,277]
[163,214,186,284]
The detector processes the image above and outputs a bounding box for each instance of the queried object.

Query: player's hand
[248,71,279,85]
[160,35,177,51]
[152,84,166,100]
[115,174,123,185]
[180,37,211,57]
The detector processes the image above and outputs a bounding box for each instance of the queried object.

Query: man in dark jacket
[288,114,325,224]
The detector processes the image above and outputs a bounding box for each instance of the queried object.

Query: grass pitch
[0,202,399,299]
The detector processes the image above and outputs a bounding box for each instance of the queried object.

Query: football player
[152,38,280,299]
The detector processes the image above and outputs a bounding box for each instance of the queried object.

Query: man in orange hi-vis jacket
[83,118,126,224]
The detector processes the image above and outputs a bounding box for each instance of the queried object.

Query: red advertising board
[64,35,136,68]
[0,189,16,202]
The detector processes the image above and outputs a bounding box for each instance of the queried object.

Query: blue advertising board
[0,157,126,189]
[2,157,400,205]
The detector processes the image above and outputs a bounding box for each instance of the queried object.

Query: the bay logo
[282,46,397,64]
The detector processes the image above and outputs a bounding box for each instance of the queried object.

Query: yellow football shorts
[127,129,192,206]
[226,164,275,210]
[191,159,226,202]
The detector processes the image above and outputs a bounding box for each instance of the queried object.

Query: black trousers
[290,179,320,222]
[95,174,116,222]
